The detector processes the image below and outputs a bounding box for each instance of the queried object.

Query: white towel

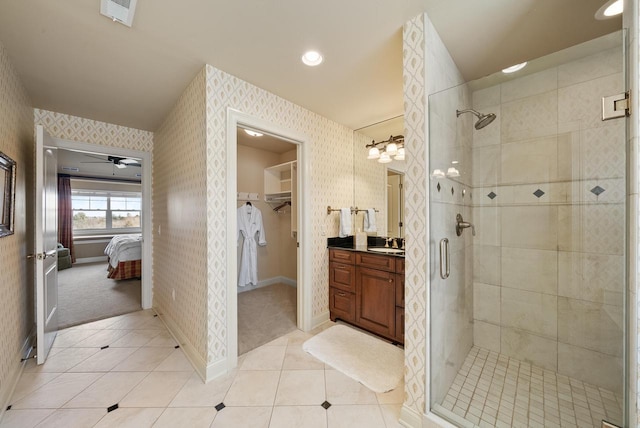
[363,208,377,233]
[339,208,352,238]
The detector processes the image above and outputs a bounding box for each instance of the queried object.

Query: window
[72,190,141,233]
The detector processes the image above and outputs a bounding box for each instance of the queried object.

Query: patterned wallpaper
[33,110,153,152]
[0,42,34,406]
[204,65,356,364]
[402,14,428,414]
[153,69,208,362]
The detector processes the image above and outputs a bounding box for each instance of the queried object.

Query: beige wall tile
[558,343,622,392]
[472,145,500,187]
[473,283,500,325]
[501,69,558,104]
[501,136,558,184]
[501,288,557,338]
[501,248,557,295]
[557,297,623,357]
[558,45,622,88]
[558,251,624,306]
[501,327,558,371]
[501,91,558,142]
[472,207,500,246]
[473,245,501,285]
[502,206,558,250]
[473,321,500,353]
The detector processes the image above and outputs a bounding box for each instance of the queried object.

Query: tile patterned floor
[439,346,623,428]
[0,310,404,428]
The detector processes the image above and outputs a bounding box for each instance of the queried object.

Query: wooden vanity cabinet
[328,248,404,345]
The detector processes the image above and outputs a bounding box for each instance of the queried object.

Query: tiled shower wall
[470,38,625,393]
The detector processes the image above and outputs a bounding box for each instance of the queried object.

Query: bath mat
[302,324,403,393]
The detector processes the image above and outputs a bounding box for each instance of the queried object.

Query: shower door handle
[439,238,450,279]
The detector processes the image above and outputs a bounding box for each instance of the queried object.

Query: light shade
[431,169,445,178]
[502,62,527,74]
[385,142,398,156]
[378,152,392,164]
[446,167,460,177]
[394,147,405,161]
[367,147,380,159]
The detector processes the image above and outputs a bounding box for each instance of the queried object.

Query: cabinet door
[329,262,355,293]
[355,267,395,338]
[329,287,355,322]
[395,308,404,344]
[395,273,404,308]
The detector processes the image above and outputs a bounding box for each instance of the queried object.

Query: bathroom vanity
[328,244,404,345]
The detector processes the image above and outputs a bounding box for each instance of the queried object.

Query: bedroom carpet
[237,283,297,355]
[57,262,141,329]
[302,324,404,393]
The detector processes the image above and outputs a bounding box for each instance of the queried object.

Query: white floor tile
[110,329,163,347]
[154,348,194,372]
[326,404,387,428]
[325,369,378,405]
[23,348,100,373]
[67,347,137,372]
[240,346,286,371]
[209,407,271,428]
[0,409,53,428]
[10,372,61,403]
[224,371,281,406]
[120,371,192,407]
[71,329,129,348]
[169,371,236,408]
[63,371,147,408]
[269,405,327,428]
[11,373,103,409]
[93,408,164,428]
[152,408,217,428]
[34,408,106,428]
[111,346,174,371]
[274,370,325,405]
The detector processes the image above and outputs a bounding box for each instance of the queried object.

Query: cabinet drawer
[329,249,355,264]
[329,287,355,323]
[395,273,404,308]
[395,307,404,345]
[329,262,355,293]
[355,252,396,272]
[396,258,405,274]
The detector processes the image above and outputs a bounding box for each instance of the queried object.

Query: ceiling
[0,1,621,132]
[57,149,143,182]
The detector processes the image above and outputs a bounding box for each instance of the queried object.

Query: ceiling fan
[81,154,142,168]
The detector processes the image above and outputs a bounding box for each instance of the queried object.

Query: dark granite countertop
[327,236,405,257]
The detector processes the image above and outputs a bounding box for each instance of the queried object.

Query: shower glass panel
[429,31,627,428]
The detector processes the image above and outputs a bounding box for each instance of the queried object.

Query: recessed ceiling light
[502,62,528,74]
[244,129,263,137]
[595,0,623,19]
[302,51,323,66]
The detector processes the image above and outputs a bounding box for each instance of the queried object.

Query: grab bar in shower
[439,238,450,279]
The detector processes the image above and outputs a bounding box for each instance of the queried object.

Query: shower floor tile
[439,347,623,428]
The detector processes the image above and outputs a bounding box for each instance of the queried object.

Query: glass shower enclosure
[429,31,627,428]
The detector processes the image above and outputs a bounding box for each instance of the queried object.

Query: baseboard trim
[237,276,297,293]
[74,256,108,264]
[311,310,330,330]
[205,358,229,382]
[155,310,207,382]
[398,404,423,428]
[0,329,35,422]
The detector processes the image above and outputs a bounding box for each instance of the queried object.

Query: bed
[104,234,142,280]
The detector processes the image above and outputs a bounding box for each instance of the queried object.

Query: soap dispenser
[354,228,367,250]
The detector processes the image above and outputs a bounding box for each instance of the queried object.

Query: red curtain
[58,175,75,262]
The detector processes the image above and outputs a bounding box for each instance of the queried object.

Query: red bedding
[107,259,141,280]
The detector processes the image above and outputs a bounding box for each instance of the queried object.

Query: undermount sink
[368,247,405,254]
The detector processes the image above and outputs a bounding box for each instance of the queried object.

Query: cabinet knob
[338,292,346,297]
[388,279,393,283]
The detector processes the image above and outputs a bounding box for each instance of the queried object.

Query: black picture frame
[0,151,17,238]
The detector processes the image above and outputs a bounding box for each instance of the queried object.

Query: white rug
[302,324,403,393]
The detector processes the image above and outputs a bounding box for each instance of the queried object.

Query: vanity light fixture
[244,129,263,137]
[502,62,527,74]
[365,135,405,163]
[302,50,323,66]
[447,167,460,177]
[595,0,623,19]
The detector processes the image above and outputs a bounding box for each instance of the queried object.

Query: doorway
[53,138,153,315]
[226,109,311,370]
[55,147,145,328]
[236,126,298,354]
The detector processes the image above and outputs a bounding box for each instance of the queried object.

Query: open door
[34,125,58,364]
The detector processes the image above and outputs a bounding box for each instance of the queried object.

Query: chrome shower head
[456,109,496,130]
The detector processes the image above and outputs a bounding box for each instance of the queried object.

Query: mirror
[353,115,405,238]
[0,151,16,238]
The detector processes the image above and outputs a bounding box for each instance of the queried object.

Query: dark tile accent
[591,185,606,196]
[321,401,332,409]
[101,345,109,350]
[107,404,119,413]
[215,402,226,411]
[487,191,497,200]
[451,187,454,195]
[436,182,441,192]
[153,314,158,317]
[174,345,180,349]
[533,189,545,198]
[6,405,11,411]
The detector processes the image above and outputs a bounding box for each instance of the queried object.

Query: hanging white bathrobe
[237,204,267,286]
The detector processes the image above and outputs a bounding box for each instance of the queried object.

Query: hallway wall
[0,41,34,412]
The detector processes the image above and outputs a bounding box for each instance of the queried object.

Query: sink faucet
[385,237,392,248]
[401,238,405,250]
